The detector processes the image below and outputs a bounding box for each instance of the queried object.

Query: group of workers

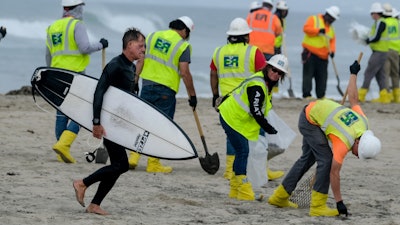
[42,0,383,218]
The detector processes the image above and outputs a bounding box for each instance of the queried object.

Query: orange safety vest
[247,8,282,55]
[301,14,335,60]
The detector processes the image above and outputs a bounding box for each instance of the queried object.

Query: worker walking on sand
[358,2,390,103]
[209,17,266,180]
[268,60,381,217]
[301,6,340,99]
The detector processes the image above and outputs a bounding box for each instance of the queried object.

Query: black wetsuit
[83,53,135,206]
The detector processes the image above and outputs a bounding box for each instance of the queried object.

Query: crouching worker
[218,54,288,201]
[268,60,381,216]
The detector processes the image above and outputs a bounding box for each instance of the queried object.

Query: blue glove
[337,201,348,216]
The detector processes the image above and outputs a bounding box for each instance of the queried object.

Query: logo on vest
[155,38,171,54]
[51,33,63,46]
[224,55,239,68]
[339,111,359,126]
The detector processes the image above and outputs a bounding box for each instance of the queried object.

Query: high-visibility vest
[212,43,258,96]
[140,29,191,93]
[274,18,286,48]
[384,17,400,53]
[46,17,89,72]
[307,99,368,149]
[302,14,335,60]
[369,18,389,52]
[219,72,272,140]
[247,8,282,55]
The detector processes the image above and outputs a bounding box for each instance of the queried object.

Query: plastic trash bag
[349,21,370,46]
[265,109,297,160]
[247,134,268,188]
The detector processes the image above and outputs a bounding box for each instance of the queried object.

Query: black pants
[302,52,328,99]
[83,139,129,205]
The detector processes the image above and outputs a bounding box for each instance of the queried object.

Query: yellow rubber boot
[309,190,339,217]
[146,157,172,173]
[236,175,255,201]
[56,154,63,162]
[52,130,77,163]
[393,88,400,103]
[228,175,239,199]
[268,184,298,208]
[358,88,368,102]
[371,89,391,104]
[267,167,284,181]
[223,155,235,180]
[128,151,141,169]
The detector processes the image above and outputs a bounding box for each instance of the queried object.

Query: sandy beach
[0,91,399,225]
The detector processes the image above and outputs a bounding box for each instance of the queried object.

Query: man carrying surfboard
[128,16,198,173]
[72,28,146,215]
[46,0,108,163]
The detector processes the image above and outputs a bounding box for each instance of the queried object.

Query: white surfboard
[31,67,197,160]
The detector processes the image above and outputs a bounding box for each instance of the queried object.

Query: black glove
[319,28,325,34]
[264,122,278,134]
[336,201,348,216]
[349,60,360,75]
[274,47,282,55]
[188,95,197,110]
[133,82,139,95]
[0,26,6,38]
[330,52,334,58]
[212,94,220,108]
[365,38,370,45]
[99,38,108,49]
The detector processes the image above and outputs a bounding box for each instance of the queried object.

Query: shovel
[192,109,220,175]
[281,34,295,98]
[325,35,344,96]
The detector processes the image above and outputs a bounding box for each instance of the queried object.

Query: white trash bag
[349,21,370,46]
[265,109,297,160]
[247,134,268,189]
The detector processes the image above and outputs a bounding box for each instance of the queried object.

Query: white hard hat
[226,17,252,36]
[393,8,400,18]
[178,16,194,32]
[62,0,84,7]
[267,54,289,74]
[250,1,262,10]
[370,2,384,13]
[382,3,393,16]
[276,0,289,10]
[358,130,381,160]
[262,0,273,7]
[326,6,340,20]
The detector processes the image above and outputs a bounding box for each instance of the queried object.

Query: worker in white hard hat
[382,3,400,103]
[209,17,267,195]
[247,0,283,60]
[359,2,391,103]
[269,60,381,217]
[249,1,262,13]
[47,0,108,163]
[217,53,288,201]
[301,6,339,99]
[128,16,197,173]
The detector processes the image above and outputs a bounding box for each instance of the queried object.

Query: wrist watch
[92,118,100,125]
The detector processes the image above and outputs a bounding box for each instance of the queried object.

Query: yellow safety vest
[219,72,271,140]
[274,18,286,48]
[46,17,89,72]
[140,29,191,93]
[385,17,400,53]
[369,18,389,52]
[308,99,368,149]
[212,43,257,96]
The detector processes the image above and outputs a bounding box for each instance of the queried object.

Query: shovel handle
[102,49,106,69]
[192,109,210,155]
[340,52,363,105]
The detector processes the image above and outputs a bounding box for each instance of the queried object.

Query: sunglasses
[271,67,285,76]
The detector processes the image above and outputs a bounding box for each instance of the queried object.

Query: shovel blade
[288,88,295,98]
[199,152,220,175]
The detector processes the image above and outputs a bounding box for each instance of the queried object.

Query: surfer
[72,27,146,215]
[46,0,108,163]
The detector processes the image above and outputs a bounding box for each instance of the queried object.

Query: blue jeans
[226,129,264,155]
[55,110,80,140]
[140,85,176,119]
[220,115,249,175]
